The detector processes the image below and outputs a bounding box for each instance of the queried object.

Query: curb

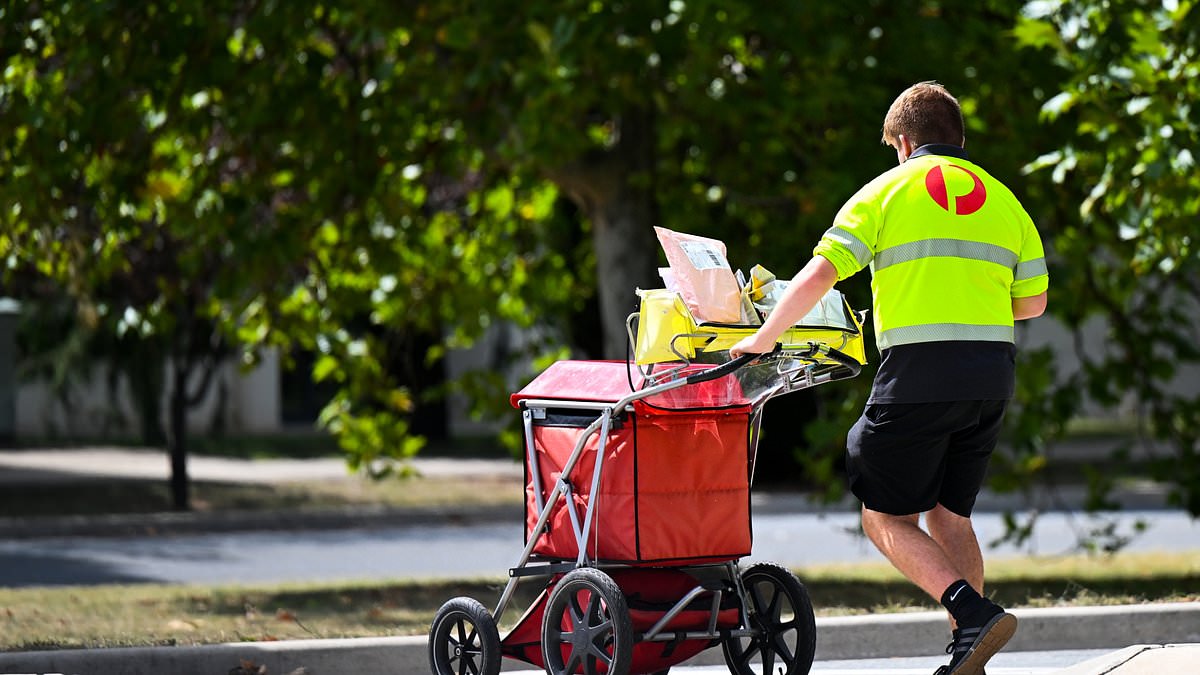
[1,603,1195,675]
[0,636,417,675]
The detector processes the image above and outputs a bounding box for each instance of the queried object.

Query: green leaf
[1040,91,1075,120]
[527,21,553,56]
[313,354,340,382]
[1011,16,1065,51]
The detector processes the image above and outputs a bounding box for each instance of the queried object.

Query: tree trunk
[590,195,659,358]
[552,106,660,358]
[128,340,167,446]
[168,360,190,511]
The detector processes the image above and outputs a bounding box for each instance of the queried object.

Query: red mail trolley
[429,290,865,675]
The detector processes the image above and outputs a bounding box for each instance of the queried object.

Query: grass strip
[0,475,522,517]
[1,551,1195,652]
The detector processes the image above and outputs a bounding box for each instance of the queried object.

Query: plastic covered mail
[654,227,742,324]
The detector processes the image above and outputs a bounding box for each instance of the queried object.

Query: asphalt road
[0,508,1195,587]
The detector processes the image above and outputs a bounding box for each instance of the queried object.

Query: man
[730,81,1048,675]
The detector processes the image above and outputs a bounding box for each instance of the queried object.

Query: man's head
[881,81,964,163]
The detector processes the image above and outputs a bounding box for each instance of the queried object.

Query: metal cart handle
[683,347,775,386]
[787,341,863,381]
[683,341,861,387]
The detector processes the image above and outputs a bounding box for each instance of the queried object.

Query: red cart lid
[511,360,640,406]
[511,360,751,410]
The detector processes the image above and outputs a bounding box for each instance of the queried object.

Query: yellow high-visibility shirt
[815,144,1048,353]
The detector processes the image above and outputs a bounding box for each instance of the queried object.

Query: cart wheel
[542,568,633,675]
[722,563,816,675]
[429,596,501,675]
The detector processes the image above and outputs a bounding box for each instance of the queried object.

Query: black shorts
[845,400,1008,517]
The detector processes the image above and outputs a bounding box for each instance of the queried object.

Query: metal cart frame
[429,291,865,675]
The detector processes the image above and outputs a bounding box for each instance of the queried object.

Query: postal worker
[731,81,1049,675]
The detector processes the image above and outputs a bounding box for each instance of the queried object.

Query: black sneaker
[932,612,1018,675]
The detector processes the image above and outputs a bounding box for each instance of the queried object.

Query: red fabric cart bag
[500,569,740,673]
[523,401,752,564]
[614,567,741,632]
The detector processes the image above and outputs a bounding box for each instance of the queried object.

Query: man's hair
[881,81,964,148]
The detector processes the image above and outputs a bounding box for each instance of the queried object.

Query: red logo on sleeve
[925,164,987,215]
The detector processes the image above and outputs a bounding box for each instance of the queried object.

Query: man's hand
[729,332,777,358]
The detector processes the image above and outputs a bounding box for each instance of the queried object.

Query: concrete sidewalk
[0,447,528,538]
[1056,643,1200,674]
[0,604,1196,674]
[0,446,523,484]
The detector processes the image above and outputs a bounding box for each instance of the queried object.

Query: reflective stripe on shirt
[878,323,1015,350]
[873,238,1019,273]
[1014,257,1048,281]
[824,226,873,268]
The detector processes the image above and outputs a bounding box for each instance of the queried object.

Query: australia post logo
[924,164,987,216]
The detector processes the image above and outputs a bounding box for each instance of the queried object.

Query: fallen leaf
[228,659,267,675]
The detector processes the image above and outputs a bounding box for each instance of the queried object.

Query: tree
[0,1,585,507]
[376,0,1064,488]
[1,2,247,508]
[3,1,1080,508]
[1009,0,1200,521]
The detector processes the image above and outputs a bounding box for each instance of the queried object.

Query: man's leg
[860,506,962,601]
[927,505,984,588]
[862,505,1015,675]
[926,504,985,627]
[849,401,1016,673]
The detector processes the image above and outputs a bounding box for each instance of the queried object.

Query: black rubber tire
[428,596,502,675]
[722,562,817,675]
[541,567,634,675]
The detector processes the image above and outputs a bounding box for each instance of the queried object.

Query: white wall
[1020,314,1200,419]
[14,350,281,440]
[11,316,1196,442]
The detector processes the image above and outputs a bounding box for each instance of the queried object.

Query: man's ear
[897,134,915,162]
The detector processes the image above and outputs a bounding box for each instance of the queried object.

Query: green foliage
[5,0,1197,529]
[0,1,585,476]
[1013,0,1200,515]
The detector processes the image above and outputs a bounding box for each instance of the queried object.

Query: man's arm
[729,256,839,357]
[1013,291,1047,320]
